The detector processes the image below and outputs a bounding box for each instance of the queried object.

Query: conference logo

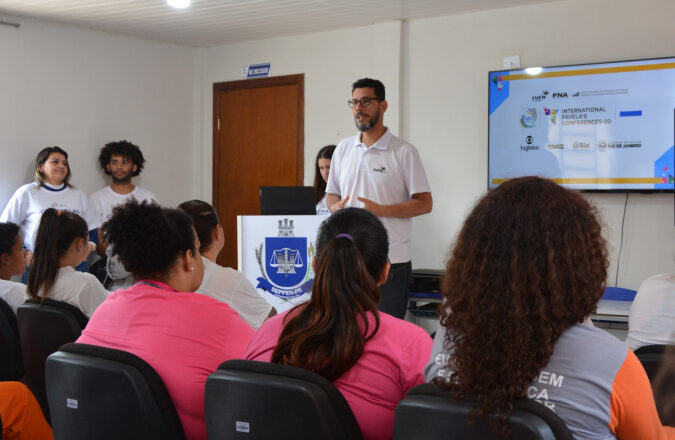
[531,90,549,102]
[254,219,313,299]
[544,108,557,124]
[520,108,537,128]
[552,92,568,98]
[491,75,504,91]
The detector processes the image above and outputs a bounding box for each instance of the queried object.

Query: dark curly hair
[272,208,388,381]
[0,222,20,257]
[98,140,145,177]
[178,200,220,254]
[352,78,385,101]
[436,176,608,433]
[103,200,195,280]
[313,145,336,204]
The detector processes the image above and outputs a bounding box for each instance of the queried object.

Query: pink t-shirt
[78,281,254,440]
[244,309,432,440]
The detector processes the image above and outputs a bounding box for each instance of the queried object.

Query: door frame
[212,74,305,212]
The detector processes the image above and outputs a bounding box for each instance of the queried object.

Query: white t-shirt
[88,185,157,230]
[0,279,27,314]
[196,257,272,329]
[0,182,89,251]
[325,129,431,263]
[38,266,108,318]
[315,194,330,215]
[625,273,675,350]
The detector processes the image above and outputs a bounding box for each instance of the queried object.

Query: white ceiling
[0,0,561,47]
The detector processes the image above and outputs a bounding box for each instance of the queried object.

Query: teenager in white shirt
[0,222,29,313]
[0,147,89,279]
[179,200,274,329]
[313,145,335,215]
[26,209,106,318]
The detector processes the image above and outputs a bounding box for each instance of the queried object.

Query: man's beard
[112,174,132,184]
[355,109,380,132]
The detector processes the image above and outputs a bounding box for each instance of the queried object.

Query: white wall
[404,0,675,288]
[200,0,674,289]
[0,15,195,209]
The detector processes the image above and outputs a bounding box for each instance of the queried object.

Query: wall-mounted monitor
[488,56,675,192]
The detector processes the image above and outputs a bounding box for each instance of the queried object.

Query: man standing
[326,78,432,319]
[88,140,157,289]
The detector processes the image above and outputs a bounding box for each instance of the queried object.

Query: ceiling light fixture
[167,0,190,9]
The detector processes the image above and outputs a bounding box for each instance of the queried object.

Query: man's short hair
[352,78,385,101]
[98,140,146,177]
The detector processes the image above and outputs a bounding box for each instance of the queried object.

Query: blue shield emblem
[265,237,307,289]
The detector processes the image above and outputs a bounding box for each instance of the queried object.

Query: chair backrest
[394,383,574,440]
[0,297,23,380]
[634,344,668,382]
[205,359,363,440]
[46,343,186,440]
[16,298,88,420]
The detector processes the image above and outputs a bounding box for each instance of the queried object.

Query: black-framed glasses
[347,97,381,109]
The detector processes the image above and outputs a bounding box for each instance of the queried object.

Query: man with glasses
[326,78,432,320]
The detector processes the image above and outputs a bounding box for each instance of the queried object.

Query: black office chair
[634,344,674,424]
[0,297,23,381]
[16,298,88,420]
[205,359,363,440]
[394,383,574,440]
[46,343,185,440]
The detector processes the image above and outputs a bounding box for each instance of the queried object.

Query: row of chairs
[46,344,572,440]
[1,298,671,439]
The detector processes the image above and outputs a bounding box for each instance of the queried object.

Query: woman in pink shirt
[78,200,254,440]
[245,208,432,440]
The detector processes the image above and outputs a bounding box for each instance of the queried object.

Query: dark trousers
[378,261,412,319]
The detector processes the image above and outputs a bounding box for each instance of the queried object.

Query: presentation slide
[488,57,675,191]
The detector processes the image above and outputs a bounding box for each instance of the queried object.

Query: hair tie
[335,233,354,242]
[57,210,62,216]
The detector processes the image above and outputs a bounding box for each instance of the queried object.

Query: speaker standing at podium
[326,78,432,319]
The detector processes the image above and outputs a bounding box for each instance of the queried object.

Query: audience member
[178,200,273,329]
[652,345,675,427]
[625,273,675,350]
[78,200,254,440]
[0,146,90,276]
[245,207,432,440]
[0,222,28,313]
[0,381,53,439]
[313,144,335,215]
[26,209,105,318]
[425,176,674,439]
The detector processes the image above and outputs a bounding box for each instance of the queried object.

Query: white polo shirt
[325,129,430,263]
[88,185,157,230]
[625,273,675,350]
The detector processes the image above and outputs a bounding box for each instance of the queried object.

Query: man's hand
[357,197,383,217]
[327,194,350,213]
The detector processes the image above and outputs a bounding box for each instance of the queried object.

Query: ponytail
[271,207,388,381]
[26,209,88,300]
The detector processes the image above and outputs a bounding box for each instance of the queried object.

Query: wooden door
[213,74,304,269]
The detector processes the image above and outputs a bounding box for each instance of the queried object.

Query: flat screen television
[488,56,675,192]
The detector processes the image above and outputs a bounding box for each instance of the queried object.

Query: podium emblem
[255,219,313,299]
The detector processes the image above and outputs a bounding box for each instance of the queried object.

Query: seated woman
[425,176,674,439]
[26,209,106,318]
[0,222,29,313]
[77,200,254,440]
[178,200,273,329]
[313,144,336,215]
[245,207,432,440]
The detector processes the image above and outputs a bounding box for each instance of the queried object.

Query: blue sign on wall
[247,63,271,78]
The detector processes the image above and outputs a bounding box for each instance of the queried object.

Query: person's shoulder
[0,278,26,293]
[385,132,418,153]
[638,273,675,290]
[378,312,430,339]
[89,186,109,199]
[132,186,158,202]
[13,182,39,197]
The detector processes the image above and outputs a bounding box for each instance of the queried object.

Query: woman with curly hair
[425,176,674,439]
[77,200,254,440]
[245,207,432,440]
